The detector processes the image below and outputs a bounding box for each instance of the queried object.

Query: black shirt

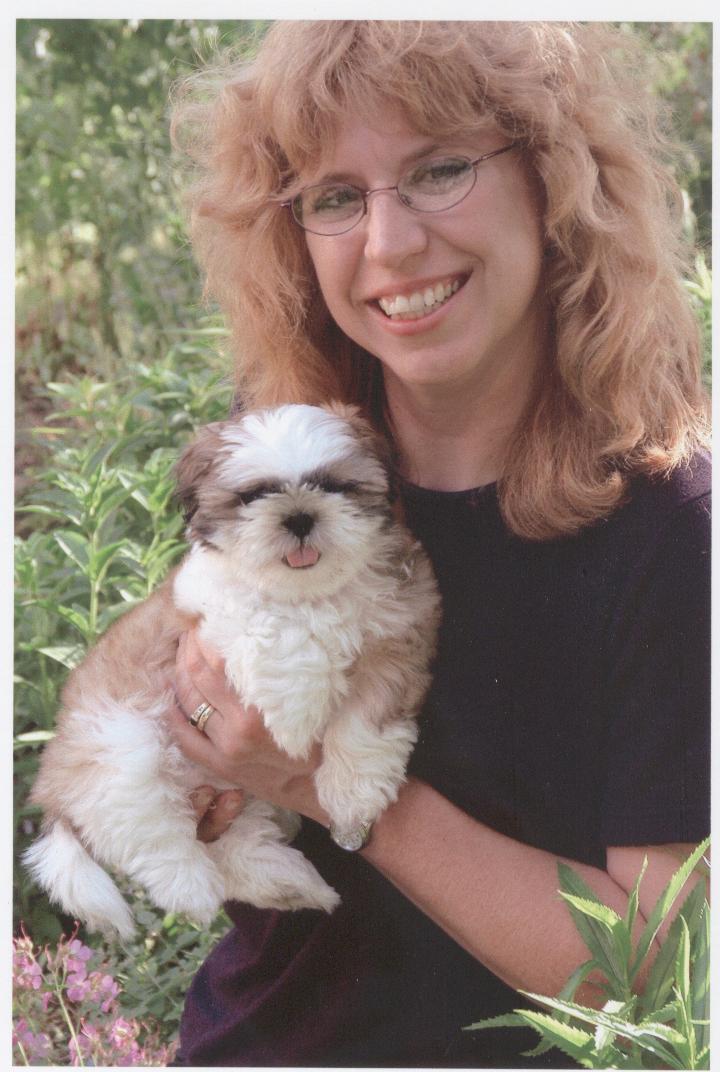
[176,453,710,1067]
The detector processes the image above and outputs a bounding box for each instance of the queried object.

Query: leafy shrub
[466,839,710,1068]
[14,329,233,1051]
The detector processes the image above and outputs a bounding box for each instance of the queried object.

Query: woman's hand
[169,629,328,826]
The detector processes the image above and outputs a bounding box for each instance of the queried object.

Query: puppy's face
[176,404,393,600]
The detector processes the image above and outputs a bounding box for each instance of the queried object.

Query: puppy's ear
[323,400,399,502]
[174,422,227,525]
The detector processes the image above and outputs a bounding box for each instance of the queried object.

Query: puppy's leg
[314,643,428,836]
[315,711,418,837]
[52,697,228,927]
[230,638,341,760]
[123,822,227,925]
[205,799,340,912]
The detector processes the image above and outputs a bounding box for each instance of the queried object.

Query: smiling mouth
[375,276,467,321]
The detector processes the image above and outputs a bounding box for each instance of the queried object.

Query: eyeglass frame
[280,141,522,236]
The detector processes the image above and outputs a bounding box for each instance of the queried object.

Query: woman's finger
[189,626,225,674]
[166,694,228,770]
[196,789,245,843]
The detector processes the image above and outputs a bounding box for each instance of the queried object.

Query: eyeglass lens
[292,155,478,235]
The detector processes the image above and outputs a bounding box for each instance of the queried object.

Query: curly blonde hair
[171,20,709,539]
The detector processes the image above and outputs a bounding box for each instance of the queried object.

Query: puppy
[24,404,440,939]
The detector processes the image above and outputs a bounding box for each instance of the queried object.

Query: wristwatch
[329,820,373,851]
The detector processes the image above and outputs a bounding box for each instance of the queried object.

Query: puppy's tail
[23,820,135,940]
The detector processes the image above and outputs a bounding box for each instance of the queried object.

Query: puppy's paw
[265,719,316,761]
[222,843,340,913]
[139,849,225,925]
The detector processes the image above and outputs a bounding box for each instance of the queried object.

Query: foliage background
[14,19,712,1060]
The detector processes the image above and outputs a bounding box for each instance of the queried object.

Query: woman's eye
[408,157,470,190]
[309,185,362,216]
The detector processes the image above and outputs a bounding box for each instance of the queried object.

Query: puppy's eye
[234,483,280,506]
[314,478,359,495]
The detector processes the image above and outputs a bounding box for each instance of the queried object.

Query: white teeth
[377,278,463,320]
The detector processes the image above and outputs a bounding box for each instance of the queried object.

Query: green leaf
[14,730,56,744]
[675,918,691,1005]
[521,959,598,1058]
[53,529,90,571]
[464,1012,528,1032]
[560,892,622,929]
[36,644,84,668]
[623,854,648,937]
[55,603,91,637]
[592,999,633,1066]
[557,867,630,996]
[513,1009,596,1066]
[520,991,686,1067]
[691,896,710,1054]
[631,838,710,981]
[696,1045,710,1069]
[640,880,707,1017]
[91,538,129,578]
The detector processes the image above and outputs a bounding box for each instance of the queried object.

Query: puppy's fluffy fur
[24,404,440,938]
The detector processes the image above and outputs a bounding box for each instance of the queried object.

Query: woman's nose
[362,191,428,266]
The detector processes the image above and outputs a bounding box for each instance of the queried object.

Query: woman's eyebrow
[312,142,447,187]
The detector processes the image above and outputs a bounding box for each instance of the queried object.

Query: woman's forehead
[292,107,501,184]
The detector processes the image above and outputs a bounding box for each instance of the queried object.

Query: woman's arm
[171,630,702,1005]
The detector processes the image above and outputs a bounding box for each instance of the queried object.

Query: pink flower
[99,973,120,1010]
[66,939,94,976]
[69,1021,102,1066]
[109,1017,139,1045]
[13,951,43,990]
[13,1018,52,1061]
[66,976,91,1002]
[12,932,44,991]
[68,939,93,962]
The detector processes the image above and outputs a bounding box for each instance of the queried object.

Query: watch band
[329,820,373,852]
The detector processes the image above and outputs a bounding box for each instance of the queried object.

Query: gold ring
[189,701,216,733]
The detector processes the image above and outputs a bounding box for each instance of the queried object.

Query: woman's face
[302,111,548,402]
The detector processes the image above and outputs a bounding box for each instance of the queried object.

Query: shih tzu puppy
[24,403,440,939]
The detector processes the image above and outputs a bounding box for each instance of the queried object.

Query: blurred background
[13,20,712,1065]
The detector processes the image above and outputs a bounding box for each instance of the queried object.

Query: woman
[168,21,710,1067]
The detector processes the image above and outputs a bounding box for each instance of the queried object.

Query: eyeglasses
[281,142,521,236]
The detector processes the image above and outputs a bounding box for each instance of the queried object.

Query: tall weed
[466,840,710,1068]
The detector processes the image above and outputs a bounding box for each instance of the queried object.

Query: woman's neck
[383,369,534,492]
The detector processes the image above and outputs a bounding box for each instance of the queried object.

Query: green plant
[466,839,710,1068]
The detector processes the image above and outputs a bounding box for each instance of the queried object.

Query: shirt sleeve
[599,490,710,846]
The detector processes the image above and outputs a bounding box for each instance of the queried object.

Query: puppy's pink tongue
[286,546,320,569]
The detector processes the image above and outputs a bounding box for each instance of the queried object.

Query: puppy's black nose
[283,512,315,539]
